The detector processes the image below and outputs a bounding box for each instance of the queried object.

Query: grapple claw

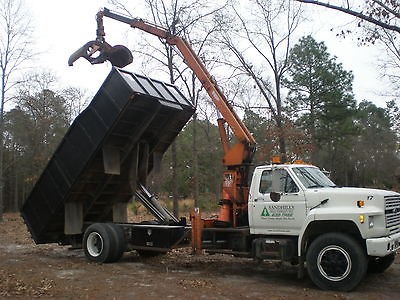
[68,41,132,68]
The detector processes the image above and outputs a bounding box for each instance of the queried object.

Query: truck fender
[297,212,316,256]
[297,214,363,257]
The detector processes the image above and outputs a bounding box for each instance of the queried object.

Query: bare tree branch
[371,0,400,19]
[296,0,400,33]
[0,0,33,220]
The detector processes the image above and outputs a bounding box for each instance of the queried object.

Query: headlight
[369,216,374,228]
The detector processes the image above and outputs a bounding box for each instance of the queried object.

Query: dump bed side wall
[21,68,194,244]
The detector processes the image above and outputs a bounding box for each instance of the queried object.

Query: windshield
[292,167,336,188]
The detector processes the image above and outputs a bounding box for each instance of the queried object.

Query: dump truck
[21,7,400,292]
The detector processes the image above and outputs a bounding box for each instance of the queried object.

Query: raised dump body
[21,67,194,244]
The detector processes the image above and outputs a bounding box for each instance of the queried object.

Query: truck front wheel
[306,233,367,291]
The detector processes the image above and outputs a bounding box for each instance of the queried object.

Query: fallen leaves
[0,271,55,297]
[178,278,214,289]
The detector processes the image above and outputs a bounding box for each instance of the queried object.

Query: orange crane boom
[69,7,257,227]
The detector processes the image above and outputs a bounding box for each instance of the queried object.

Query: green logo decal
[261,207,270,217]
[260,205,295,220]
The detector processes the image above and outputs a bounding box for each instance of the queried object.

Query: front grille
[385,194,400,234]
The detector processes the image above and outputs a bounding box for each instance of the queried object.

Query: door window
[259,170,272,194]
[259,169,299,194]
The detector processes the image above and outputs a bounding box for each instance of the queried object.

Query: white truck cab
[248,163,400,291]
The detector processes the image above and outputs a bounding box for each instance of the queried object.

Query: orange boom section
[68,8,257,228]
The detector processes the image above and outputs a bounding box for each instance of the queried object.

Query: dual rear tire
[83,223,126,263]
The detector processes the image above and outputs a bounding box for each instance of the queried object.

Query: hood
[306,187,399,211]
[315,187,398,199]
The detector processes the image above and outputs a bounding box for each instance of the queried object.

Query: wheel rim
[317,245,351,281]
[87,232,104,257]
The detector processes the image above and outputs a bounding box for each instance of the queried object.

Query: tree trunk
[0,72,5,221]
[310,103,318,165]
[172,141,179,217]
[278,134,287,163]
[192,113,199,207]
[13,148,19,211]
[275,76,287,163]
[276,114,287,163]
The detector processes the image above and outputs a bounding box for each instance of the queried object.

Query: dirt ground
[1,213,400,299]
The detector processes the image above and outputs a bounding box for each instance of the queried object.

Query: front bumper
[366,232,400,257]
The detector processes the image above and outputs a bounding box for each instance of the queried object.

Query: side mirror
[270,192,281,202]
[270,167,282,202]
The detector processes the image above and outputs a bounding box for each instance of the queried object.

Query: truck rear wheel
[83,223,115,263]
[368,253,396,273]
[306,232,367,291]
[105,223,126,262]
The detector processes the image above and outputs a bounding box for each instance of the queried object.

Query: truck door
[250,168,306,235]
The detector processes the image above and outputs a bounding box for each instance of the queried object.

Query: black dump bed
[21,67,194,244]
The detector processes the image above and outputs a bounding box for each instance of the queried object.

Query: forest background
[0,0,399,219]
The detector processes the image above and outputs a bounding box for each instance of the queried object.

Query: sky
[28,1,120,93]
[27,0,394,108]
